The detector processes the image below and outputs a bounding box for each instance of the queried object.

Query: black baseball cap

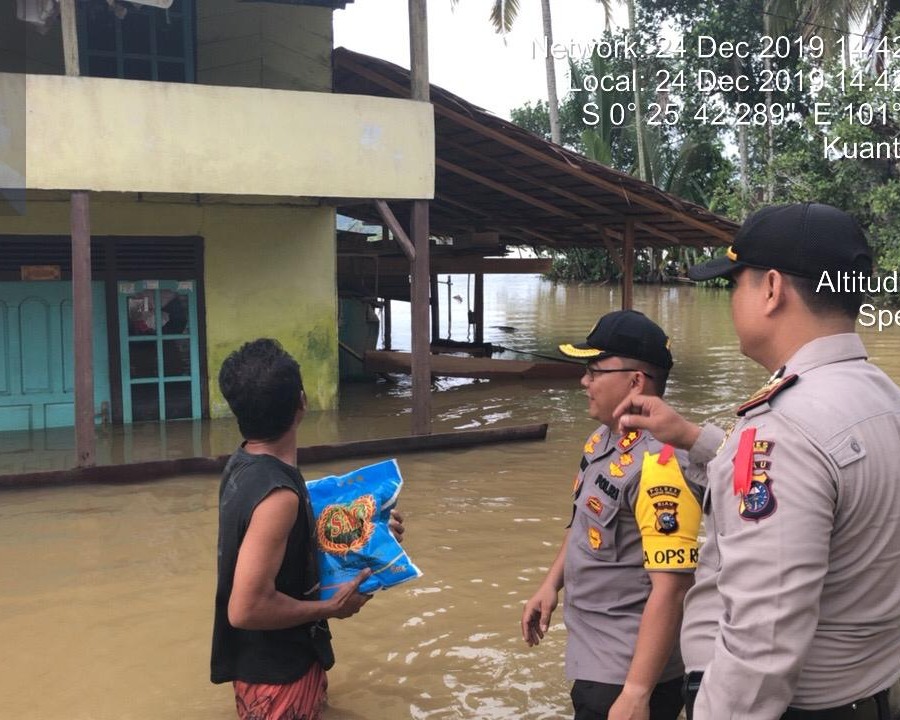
[688,202,872,281]
[559,310,673,370]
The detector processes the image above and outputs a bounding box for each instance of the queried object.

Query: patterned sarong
[232,663,327,720]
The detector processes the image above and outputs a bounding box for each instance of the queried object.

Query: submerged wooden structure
[1,0,736,479]
[333,47,738,433]
[365,351,583,381]
[2,0,439,466]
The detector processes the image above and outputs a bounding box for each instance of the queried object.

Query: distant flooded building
[0,0,434,432]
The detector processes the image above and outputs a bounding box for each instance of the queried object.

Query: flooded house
[1,0,738,479]
[0,0,434,440]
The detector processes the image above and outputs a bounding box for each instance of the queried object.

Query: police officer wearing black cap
[615,203,900,720]
[522,310,704,720]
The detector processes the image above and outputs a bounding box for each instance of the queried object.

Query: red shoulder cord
[657,444,675,465]
[732,427,757,496]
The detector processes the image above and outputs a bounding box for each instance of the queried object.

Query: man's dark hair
[785,274,863,320]
[219,338,304,441]
[634,360,668,396]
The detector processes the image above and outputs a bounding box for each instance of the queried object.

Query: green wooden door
[0,282,110,431]
[118,280,201,423]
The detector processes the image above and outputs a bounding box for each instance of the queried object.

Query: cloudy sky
[334,0,623,119]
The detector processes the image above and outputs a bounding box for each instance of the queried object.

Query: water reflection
[3,279,900,718]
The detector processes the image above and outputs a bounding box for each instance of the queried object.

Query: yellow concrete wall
[0,73,25,191]
[197,0,333,91]
[0,198,338,414]
[18,73,435,199]
[203,204,338,416]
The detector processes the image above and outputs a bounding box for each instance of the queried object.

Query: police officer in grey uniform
[615,203,900,720]
[522,310,704,720]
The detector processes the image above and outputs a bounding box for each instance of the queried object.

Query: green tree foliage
[509,3,900,284]
[509,99,585,149]
[510,27,733,283]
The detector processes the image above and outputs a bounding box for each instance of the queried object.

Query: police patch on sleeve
[653,501,679,534]
[739,478,776,520]
[636,447,702,570]
[738,467,777,520]
[734,430,778,521]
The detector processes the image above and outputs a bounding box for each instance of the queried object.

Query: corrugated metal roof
[333,48,737,252]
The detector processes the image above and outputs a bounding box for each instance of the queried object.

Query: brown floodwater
[2,279,900,719]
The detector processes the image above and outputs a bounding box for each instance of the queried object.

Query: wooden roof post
[429,274,439,340]
[382,298,392,351]
[61,0,96,466]
[409,0,432,435]
[473,273,484,345]
[72,193,94,466]
[377,223,393,351]
[622,217,635,311]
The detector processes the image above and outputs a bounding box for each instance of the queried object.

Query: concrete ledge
[8,73,435,199]
[0,423,548,489]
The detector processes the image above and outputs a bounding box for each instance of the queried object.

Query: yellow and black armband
[635,446,702,571]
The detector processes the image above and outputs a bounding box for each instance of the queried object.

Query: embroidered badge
[316,494,377,556]
[586,496,603,515]
[647,485,681,499]
[588,527,602,550]
[573,472,585,500]
[584,432,602,455]
[653,501,679,534]
[753,440,775,456]
[732,429,778,520]
[737,374,799,417]
[595,475,621,501]
[619,452,634,467]
[739,477,777,520]
[609,462,625,478]
[618,430,642,451]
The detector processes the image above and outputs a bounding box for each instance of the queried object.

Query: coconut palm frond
[763,0,802,35]
[801,0,873,46]
[489,0,520,34]
[581,129,614,166]
[593,0,615,31]
[661,138,721,206]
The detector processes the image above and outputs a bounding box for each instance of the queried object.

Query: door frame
[117,279,201,423]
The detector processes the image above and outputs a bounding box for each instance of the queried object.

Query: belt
[681,672,891,720]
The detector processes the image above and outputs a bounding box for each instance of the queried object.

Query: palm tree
[538,0,561,144]
[470,0,562,143]
[453,1,615,145]
[794,0,897,66]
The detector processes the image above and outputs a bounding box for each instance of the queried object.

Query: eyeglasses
[584,365,654,381]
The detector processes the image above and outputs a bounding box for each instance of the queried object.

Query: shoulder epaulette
[737,373,799,417]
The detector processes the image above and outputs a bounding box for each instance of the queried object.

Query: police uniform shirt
[564,425,703,685]
[681,333,900,718]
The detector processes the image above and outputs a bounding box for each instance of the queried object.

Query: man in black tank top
[210,339,375,720]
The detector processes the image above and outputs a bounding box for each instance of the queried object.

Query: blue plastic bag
[306,459,422,599]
